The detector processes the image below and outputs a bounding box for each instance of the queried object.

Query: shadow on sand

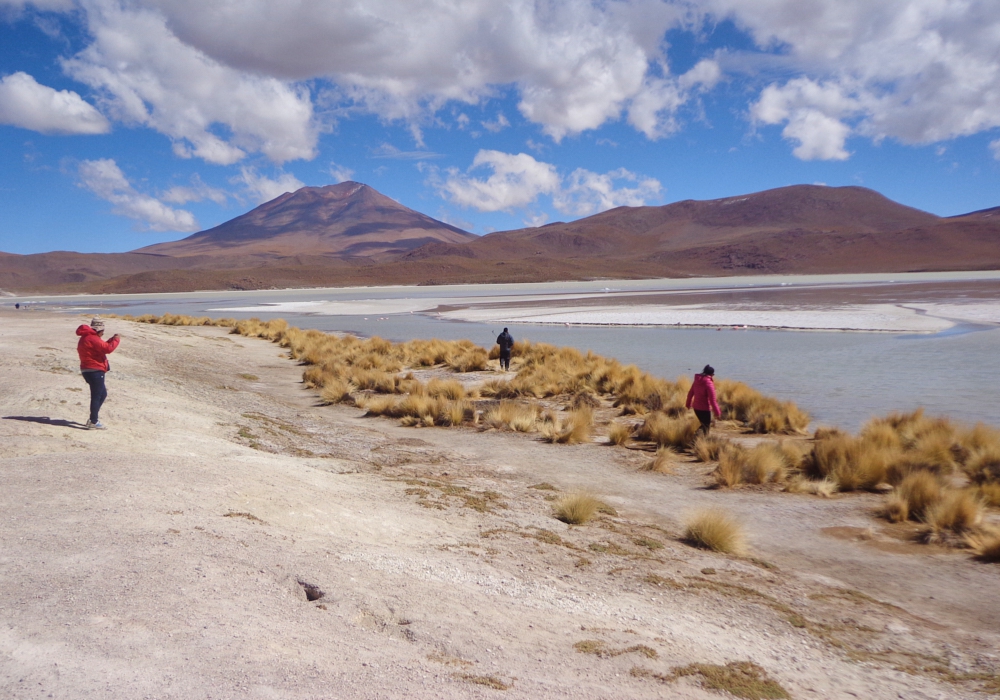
[3,415,90,430]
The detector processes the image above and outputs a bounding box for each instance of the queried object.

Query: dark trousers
[694,409,712,436]
[82,371,107,423]
[499,352,511,371]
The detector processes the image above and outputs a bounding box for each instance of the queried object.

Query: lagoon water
[18,272,1000,432]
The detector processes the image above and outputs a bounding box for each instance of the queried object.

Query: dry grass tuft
[881,470,943,522]
[482,401,538,432]
[683,508,745,554]
[636,413,699,449]
[966,529,1000,563]
[672,661,789,699]
[924,489,984,538]
[714,443,787,487]
[973,482,1000,508]
[692,434,729,463]
[641,447,676,474]
[606,421,632,446]
[554,493,602,525]
[783,476,838,497]
[542,407,594,445]
[319,378,353,405]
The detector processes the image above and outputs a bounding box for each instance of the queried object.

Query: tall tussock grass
[541,407,594,444]
[881,470,943,523]
[713,442,798,488]
[807,409,1000,494]
[554,493,602,524]
[683,508,745,554]
[482,401,539,432]
[635,413,699,449]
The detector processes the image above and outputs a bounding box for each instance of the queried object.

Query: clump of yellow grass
[966,529,1000,563]
[121,314,817,440]
[554,493,602,525]
[482,401,538,432]
[635,413,699,449]
[881,470,943,523]
[715,379,810,434]
[606,421,632,446]
[923,490,984,541]
[541,407,594,445]
[641,447,676,474]
[783,476,838,498]
[714,442,792,488]
[692,434,729,463]
[683,508,745,554]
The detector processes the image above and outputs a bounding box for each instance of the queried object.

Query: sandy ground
[2,309,999,699]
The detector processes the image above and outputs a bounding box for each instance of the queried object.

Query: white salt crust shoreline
[212,299,1000,333]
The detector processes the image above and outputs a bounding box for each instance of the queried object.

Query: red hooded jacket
[76,325,120,372]
[686,373,721,417]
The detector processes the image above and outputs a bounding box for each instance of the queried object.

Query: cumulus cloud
[235,167,305,204]
[727,0,1000,158]
[12,0,1000,162]
[554,167,662,217]
[628,59,722,139]
[439,150,660,218]
[0,72,109,135]
[77,158,198,231]
[62,0,316,165]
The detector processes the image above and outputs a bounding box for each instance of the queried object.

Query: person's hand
[111,333,121,340]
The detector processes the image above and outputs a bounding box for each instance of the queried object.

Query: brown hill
[2,184,998,294]
[138,182,474,258]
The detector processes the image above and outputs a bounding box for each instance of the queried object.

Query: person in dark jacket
[496,327,514,371]
[76,317,121,430]
[685,364,722,437]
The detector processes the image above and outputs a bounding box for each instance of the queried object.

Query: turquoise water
[19,273,1000,432]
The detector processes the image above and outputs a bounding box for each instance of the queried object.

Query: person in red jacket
[685,364,722,437]
[76,317,121,429]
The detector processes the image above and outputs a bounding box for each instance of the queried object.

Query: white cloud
[0,0,74,10]
[235,167,305,204]
[553,167,662,217]
[63,0,316,165]
[13,0,1000,163]
[160,174,227,205]
[0,72,109,135]
[482,113,510,133]
[440,151,560,212]
[725,0,1000,157]
[628,59,722,139]
[752,79,855,160]
[328,162,355,183]
[77,158,198,231]
[439,149,660,217]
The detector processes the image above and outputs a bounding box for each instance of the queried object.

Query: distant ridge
[138,181,475,258]
[1,183,998,293]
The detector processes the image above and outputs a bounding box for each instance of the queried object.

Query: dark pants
[499,352,511,371]
[694,409,712,436]
[82,370,107,424]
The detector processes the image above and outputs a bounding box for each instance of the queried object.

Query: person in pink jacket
[76,317,121,430]
[685,364,722,436]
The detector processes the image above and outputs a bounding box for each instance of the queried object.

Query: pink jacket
[686,373,721,417]
[76,325,120,371]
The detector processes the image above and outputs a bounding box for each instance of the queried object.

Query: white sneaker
[85,420,107,430]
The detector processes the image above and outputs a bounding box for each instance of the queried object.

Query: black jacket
[496,331,514,353]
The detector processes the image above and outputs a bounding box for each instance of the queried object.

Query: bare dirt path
[1,309,997,699]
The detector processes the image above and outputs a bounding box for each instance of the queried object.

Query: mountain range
[1,181,998,294]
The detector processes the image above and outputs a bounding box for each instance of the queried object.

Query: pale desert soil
[1,309,998,699]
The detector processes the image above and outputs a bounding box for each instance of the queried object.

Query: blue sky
[1,0,999,255]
